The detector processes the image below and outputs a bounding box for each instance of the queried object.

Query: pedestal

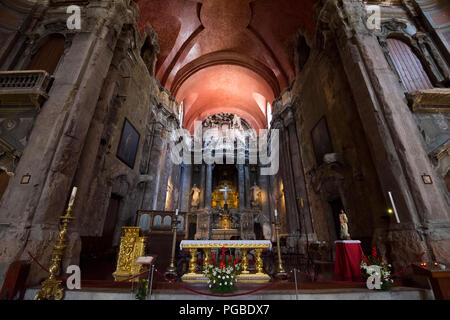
[334,240,363,281]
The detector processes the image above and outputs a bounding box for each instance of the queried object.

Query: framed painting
[116,118,140,169]
[311,116,334,165]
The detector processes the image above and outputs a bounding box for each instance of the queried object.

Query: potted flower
[204,247,242,294]
[134,278,149,300]
[361,247,393,291]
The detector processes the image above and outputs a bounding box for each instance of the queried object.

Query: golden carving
[211,182,239,209]
[220,211,231,230]
[34,206,74,300]
[241,248,249,274]
[113,227,147,281]
[203,248,210,270]
[180,243,271,249]
[408,88,450,113]
[255,248,264,274]
[188,248,198,274]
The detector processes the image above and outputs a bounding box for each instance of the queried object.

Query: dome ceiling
[135,0,317,130]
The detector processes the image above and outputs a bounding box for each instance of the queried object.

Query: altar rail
[180,240,272,283]
[136,210,187,234]
[0,70,52,115]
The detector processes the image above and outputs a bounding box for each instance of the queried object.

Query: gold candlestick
[34,202,75,300]
[165,211,179,278]
[274,211,287,279]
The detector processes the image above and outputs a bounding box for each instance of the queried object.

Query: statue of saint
[262,222,272,240]
[250,182,262,209]
[339,209,351,240]
[190,184,201,210]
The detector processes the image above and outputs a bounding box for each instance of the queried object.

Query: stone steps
[24,286,434,300]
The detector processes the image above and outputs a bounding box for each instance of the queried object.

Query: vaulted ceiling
[135,0,317,131]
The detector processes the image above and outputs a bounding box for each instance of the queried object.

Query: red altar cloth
[334,240,363,281]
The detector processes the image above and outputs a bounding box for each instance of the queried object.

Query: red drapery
[334,240,363,282]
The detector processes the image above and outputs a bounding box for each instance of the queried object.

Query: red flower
[212,252,215,259]
[372,247,377,259]
[222,247,226,258]
[362,254,369,263]
[220,261,226,268]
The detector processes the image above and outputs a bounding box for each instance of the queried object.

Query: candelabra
[274,210,287,279]
[34,188,77,300]
[165,210,179,278]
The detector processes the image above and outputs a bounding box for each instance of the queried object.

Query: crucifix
[219,184,232,207]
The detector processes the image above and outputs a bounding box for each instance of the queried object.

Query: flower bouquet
[361,247,393,291]
[203,247,242,294]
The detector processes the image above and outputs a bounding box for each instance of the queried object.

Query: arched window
[26,34,66,75]
[266,102,272,129]
[386,38,433,92]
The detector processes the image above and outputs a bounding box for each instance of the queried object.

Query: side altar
[180,240,272,283]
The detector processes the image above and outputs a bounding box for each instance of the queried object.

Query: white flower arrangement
[361,247,394,291]
[203,247,242,294]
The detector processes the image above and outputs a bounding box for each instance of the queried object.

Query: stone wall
[0,0,180,287]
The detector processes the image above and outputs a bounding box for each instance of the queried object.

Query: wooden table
[412,264,450,300]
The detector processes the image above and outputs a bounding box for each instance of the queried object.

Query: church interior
[0,0,449,300]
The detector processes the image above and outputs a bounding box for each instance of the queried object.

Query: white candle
[175,209,179,216]
[274,209,278,217]
[68,186,78,207]
[388,191,400,224]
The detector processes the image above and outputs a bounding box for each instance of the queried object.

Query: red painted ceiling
[135,0,317,130]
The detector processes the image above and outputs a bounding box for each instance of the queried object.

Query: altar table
[180,240,272,283]
[334,240,363,281]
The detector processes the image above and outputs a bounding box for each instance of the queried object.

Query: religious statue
[262,222,272,240]
[232,114,242,129]
[339,209,351,240]
[250,182,262,209]
[190,184,201,210]
[220,209,232,230]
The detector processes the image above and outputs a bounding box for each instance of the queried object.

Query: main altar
[180,240,272,283]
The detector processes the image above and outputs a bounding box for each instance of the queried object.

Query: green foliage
[134,278,149,300]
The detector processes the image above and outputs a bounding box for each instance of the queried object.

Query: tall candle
[175,209,179,216]
[68,187,78,207]
[388,191,400,224]
[274,209,278,217]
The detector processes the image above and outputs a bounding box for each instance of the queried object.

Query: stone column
[180,164,192,212]
[279,123,300,246]
[205,164,213,209]
[285,110,315,239]
[199,164,206,209]
[141,121,164,210]
[318,0,450,265]
[0,11,125,285]
[238,164,245,209]
[244,165,251,208]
